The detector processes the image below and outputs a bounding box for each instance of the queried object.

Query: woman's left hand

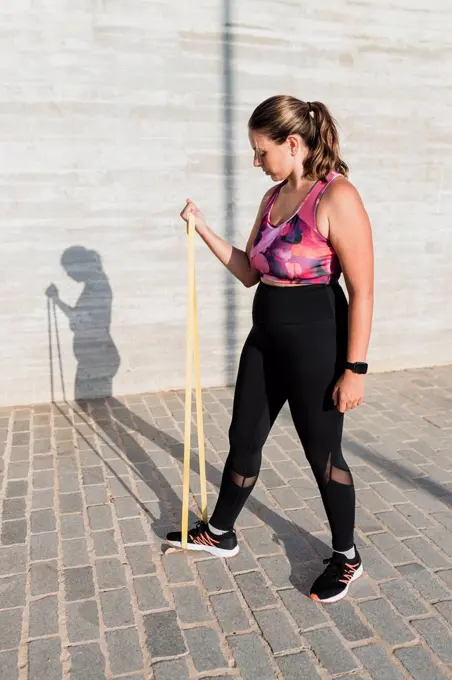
[332,372,364,413]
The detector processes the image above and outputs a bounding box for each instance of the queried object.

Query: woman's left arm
[327,179,374,413]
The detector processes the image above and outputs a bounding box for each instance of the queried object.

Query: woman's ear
[287,135,300,157]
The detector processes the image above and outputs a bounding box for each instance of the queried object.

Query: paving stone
[371,482,407,504]
[64,566,95,601]
[303,627,358,674]
[196,558,233,592]
[161,551,193,582]
[433,512,452,531]
[113,496,141,518]
[374,510,418,538]
[8,462,31,480]
[60,492,82,513]
[354,644,405,680]
[29,595,59,637]
[254,607,302,653]
[28,638,62,680]
[119,518,147,543]
[92,529,119,556]
[412,617,452,662]
[134,575,168,611]
[228,541,258,572]
[424,528,452,557]
[269,487,304,509]
[397,502,434,528]
[327,600,373,641]
[0,546,27,575]
[2,499,26,521]
[258,555,293,588]
[210,591,250,634]
[32,489,54,510]
[359,546,399,579]
[436,569,452,589]
[84,485,108,505]
[95,557,126,589]
[6,480,28,498]
[278,587,328,630]
[33,455,53,470]
[31,508,56,533]
[403,536,451,568]
[349,574,381,599]
[235,571,277,610]
[58,474,80,493]
[434,600,452,625]
[144,611,187,658]
[62,538,89,567]
[359,598,415,644]
[276,652,322,680]
[30,532,57,561]
[33,471,54,489]
[397,562,449,601]
[0,574,26,609]
[30,561,58,595]
[125,544,155,575]
[152,659,190,680]
[0,650,19,680]
[100,588,134,628]
[172,585,212,623]
[10,447,29,462]
[0,608,23,650]
[184,627,227,672]
[380,578,429,616]
[1,519,27,545]
[227,632,276,680]
[60,513,84,539]
[66,600,99,642]
[356,506,385,533]
[106,628,143,675]
[88,505,112,530]
[369,531,416,564]
[285,507,325,533]
[395,645,449,680]
[69,643,106,680]
[82,466,104,485]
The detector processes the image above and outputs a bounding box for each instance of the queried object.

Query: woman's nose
[254,153,261,168]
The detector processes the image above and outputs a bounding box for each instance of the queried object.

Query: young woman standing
[167,95,374,603]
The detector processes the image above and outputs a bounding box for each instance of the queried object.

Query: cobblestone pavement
[1,366,452,680]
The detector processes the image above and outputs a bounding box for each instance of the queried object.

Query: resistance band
[181,213,208,548]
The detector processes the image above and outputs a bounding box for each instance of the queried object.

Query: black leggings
[210,281,355,552]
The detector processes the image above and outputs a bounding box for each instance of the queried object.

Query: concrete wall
[1,0,451,407]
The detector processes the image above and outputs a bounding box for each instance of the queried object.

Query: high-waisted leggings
[210,281,355,552]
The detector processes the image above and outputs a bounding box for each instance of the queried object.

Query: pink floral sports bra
[250,172,342,286]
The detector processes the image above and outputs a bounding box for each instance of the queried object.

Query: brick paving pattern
[1,365,452,679]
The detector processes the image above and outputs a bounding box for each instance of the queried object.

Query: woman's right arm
[182,189,272,289]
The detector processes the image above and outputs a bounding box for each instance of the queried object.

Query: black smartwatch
[345,361,368,375]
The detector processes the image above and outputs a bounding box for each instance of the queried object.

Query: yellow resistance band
[181,213,208,549]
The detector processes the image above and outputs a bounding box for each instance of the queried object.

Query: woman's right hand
[180,199,207,234]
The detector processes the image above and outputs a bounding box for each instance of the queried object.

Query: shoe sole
[166,539,240,558]
[310,563,364,603]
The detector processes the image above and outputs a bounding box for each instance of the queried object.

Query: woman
[167,95,374,603]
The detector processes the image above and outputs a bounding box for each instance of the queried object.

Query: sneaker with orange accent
[310,547,363,603]
[166,521,240,558]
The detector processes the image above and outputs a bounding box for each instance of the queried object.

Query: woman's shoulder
[323,174,364,210]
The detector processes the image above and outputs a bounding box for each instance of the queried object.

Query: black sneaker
[166,521,240,558]
[310,546,363,603]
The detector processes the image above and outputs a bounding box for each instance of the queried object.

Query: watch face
[355,362,368,374]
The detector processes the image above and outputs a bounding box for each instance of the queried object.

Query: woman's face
[248,129,307,182]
